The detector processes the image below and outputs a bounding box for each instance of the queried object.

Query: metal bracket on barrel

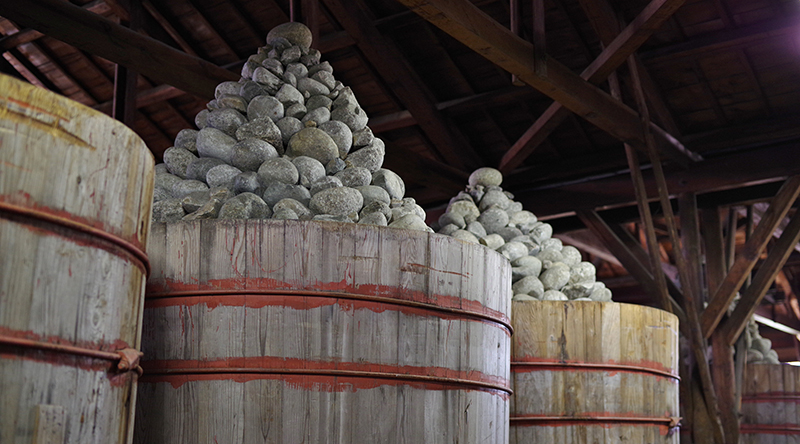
[0,334,144,376]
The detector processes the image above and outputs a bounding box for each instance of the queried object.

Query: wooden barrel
[135,220,512,443]
[741,364,800,441]
[510,300,680,443]
[0,74,154,443]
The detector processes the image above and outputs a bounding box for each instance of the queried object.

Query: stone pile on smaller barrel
[744,320,780,364]
[435,167,612,302]
[151,22,429,232]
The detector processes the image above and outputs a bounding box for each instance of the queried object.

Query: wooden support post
[711,332,738,443]
[532,0,546,76]
[721,209,800,345]
[725,207,738,271]
[702,208,726,299]
[679,193,705,314]
[701,176,800,338]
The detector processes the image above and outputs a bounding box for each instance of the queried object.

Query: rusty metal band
[141,366,513,395]
[511,415,678,427]
[742,394,800,402]
[0,334,142,373]
[0,201,150,276]
[741,424,800,434]
[511,360,679,381]
[146,289,513,335]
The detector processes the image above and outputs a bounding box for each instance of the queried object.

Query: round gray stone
[285,103,307,120]
[326,158,346,176]
[541,238,563,251]
[230,138,278,172]
[466,221,487,238]
[174,129,198,154]
[297,77,330,97]
[542,290,568,301]
[529,222,554,244]
[309,186,363,216]
[345,147,383,172]
[153,187,171,202]
[497,241,528,261]
[235,117,283,153]
[352,127,374,148]
[479,189,510,211]
[495,226,523,243]
[446,200,480,222]
[570,262,597,285]
[358,212,388,226]
[286,127,339,164]
[272,208,299,220]
[252,67,282,93]
[215,81,241,99]
[280,46,302,65]
[512,276,544,299]
[247,95,285,122]
[301,48,321,66]
[267,23,313,49]
[195,109,209,129]
[257,157,298,186]
[239,81,268,102]
[388,213,428,231]
[439,224,460,236]
[152,198,185,223]
[186,157,226,182]
[219,192,272,219]
[371,169,405,200]
[509,210,537,228]
[273,198,313,220]
[196,127,237,163]
[561,246,583,267]
[335,167,372,188]
[181,190,210,213]
[479,234,505,250]
[217,94,248,114]
[540,263,571,290]
[306,95,332,111]
[451,230,479,244]
[206,164,242,188]
[262,182,311,207]
[360,200,392,221]
[285,62,308,79]
[233,171,262,195]
[172,179,209,199]
[439,212,466,229]
[330,106,368,132]
[275,83,304,106]
[311,70,336,90]
[512,256,542,281]
[356,185,390,208]
[310,176,342,195]
[162,147,197,179]
[301,107,330,125]
[276,117,303,145]
[308,61,333,76]
[477,207,509,233]
[318,120,352,158]
[292,156,326,187]
[332,86,358,111]
[261,58,284,76]
[469,167,503,187]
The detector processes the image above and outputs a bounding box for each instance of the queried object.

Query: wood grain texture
[0,73,154,444]
[741,364,800,443]
[510,300,680,444]
[136,220,512,444]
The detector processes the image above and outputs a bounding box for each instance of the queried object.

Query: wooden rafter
[721,210,800,345]
[321,0,481,171]
[0,0,239,99]
[701,176,800,338]
[481,0,697,174]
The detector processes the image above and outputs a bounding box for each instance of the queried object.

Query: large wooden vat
[741,364,800,442]
[135,220,512,443]
[510,300,680,443]
[0,74,154,443]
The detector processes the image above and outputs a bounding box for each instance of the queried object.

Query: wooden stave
[741,364,800,443]
[509,300,680,444]
[135,220,512,444]
[0,74,154,444]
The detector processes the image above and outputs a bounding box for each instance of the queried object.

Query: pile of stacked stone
[435,167,612,302]
[151,22,429,232]
[744,319,780,364]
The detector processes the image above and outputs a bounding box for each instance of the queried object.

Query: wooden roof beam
[721,210,800,345]
[0,0,239,99]
[321,0,481,170]
[493,0,697,174]
[700,176,800,338]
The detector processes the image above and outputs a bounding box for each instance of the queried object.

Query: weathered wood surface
[136,220,512,444]
[741,364,800,443]
[510,300,680,443]
[0,74,154,443]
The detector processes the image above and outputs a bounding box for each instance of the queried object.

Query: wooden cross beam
[700,176,800,338]
[0,0,238,99]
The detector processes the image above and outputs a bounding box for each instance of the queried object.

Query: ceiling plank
[321,0,481,171]
[700,176,800,338]
[721,210,800,345]
[0,0,239,99]
[495,0,695,174]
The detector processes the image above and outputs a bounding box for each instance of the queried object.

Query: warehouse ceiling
[1,0,800,357]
